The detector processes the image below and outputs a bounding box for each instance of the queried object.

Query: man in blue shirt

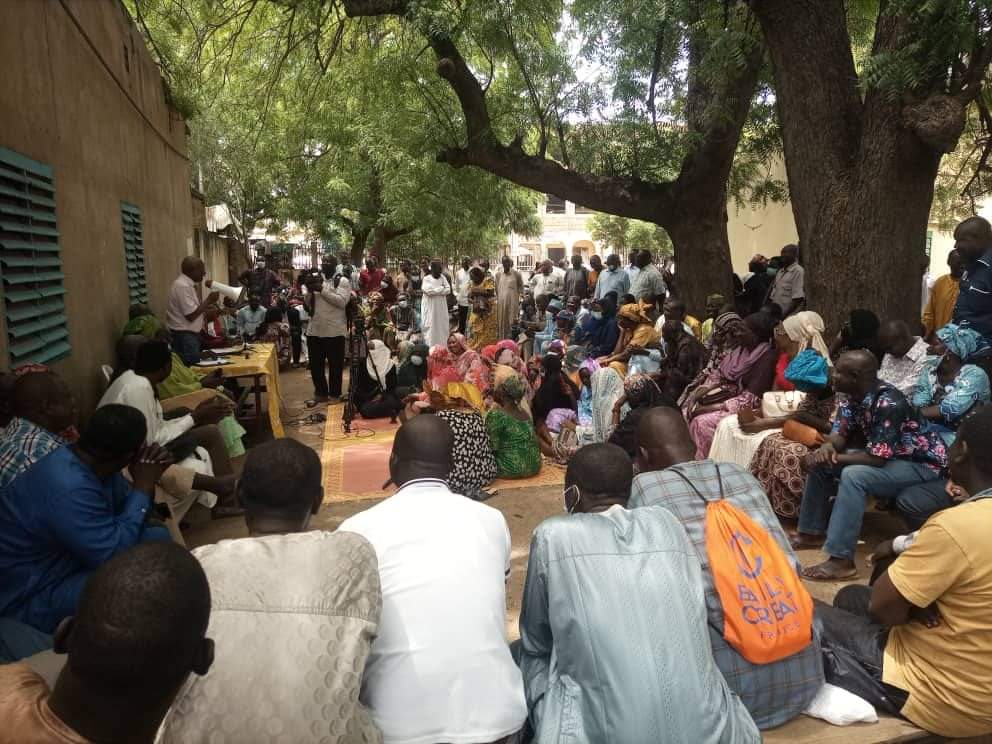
[952,216,992,344]
[592,253,630,301]
[0,404,172,634]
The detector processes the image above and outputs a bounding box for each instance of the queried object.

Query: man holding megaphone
[167,257,222,366]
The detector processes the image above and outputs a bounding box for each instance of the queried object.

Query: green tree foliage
[589,213,672,257]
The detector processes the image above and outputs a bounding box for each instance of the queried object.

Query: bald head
[636,407,696,473]
[117,334,148,375]
[180,256,206,282]
[389,414,455,487]
[954,216,992,262]
[12,371,75,434]
[834,350,880,397]
[878,320,915,357]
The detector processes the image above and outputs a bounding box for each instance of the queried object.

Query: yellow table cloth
[196,343,284,438]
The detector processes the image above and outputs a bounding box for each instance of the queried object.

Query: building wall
[0,0,191,414]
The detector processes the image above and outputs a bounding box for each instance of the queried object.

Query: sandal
[788,533,825,551]
[802,561,858,582]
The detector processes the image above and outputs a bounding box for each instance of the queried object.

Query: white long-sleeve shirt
[98,370,193,446]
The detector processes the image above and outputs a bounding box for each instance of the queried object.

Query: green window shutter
[0,147,70,366]
[121,201,147,304]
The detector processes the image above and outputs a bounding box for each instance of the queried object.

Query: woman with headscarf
[494,339,534,401]
[750,350,837,519]
[684,312,778,459]
[588,366,626,444]
[486,373,542,479]
[607,374,675,460]
[467,267,498,351]
[678,311,745,407]
[597,302,661,377]
[353,339,402,420]
[709,310,834,467]
[395,341,430,397]
[364,291,396,350]
[427,344,461,391]
[447,332,491,396]
[554,308,576,346]
[574,293,620,358]
[913,323,991,442]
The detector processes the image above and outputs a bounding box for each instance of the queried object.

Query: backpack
[670,464,814,664]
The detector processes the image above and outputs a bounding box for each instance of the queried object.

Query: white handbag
[762,390,804,418]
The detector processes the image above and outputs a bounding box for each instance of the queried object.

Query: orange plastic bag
[704,499,814,664]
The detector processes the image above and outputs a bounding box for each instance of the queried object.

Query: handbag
[782,419,824,448]
[762,390,803,418]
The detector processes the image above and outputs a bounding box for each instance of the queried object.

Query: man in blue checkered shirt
[0,372,75,489]
[629,407,824,730]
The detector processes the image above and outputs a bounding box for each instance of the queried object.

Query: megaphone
[207,280,245,304]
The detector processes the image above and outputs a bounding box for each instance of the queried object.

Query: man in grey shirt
[629,249,668,307]
[767,244,805,317]
[518,443,759,744]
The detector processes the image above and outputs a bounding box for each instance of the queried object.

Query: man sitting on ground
[630,407,824,729]
[0,405,172,634]
[656,319,708,402]
[339,415,527,744]
[0,372,76,488]
[792,351,947,580]
[519,443,760,742]
[877,319,930,398]
[816,406,992,738]
[99,340,242,519]
[0,542,214,744]
[159,439,382,742]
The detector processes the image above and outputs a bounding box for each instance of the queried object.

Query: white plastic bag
[803,683,878,726]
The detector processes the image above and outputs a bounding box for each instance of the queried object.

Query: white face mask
[380,281,388,288]
[399,301,408,309]
[256,262,266,270]
[410,355,424,366]
[562,484,581,514]
[591,311,603,320]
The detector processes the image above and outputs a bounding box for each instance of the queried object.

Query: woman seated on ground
[364,292,396,350]
[573,293,620,358]
[707,310,831,468]
[353,339,403,421]
[468,267,498,351]
[678,310,741,406]
[448,332,491,398]
[533,355,580,462]
[749,349,836,520]
[683,312,778,460]
[389,291,422,345]
[494,340,531,392]
[597,302,661,377]
[607,373,675,461]
[395,341,429,397]
[258,306,292,368]
[404,390,498,499]
[486,373,542,479]
[913,323,991,443]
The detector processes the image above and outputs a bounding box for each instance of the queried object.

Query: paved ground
[185,364,906,636]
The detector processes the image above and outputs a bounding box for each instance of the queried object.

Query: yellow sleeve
[887,522,969,608]
[921,287,936,337]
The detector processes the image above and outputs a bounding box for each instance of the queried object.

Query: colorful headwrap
[556,309,576,326]
[546,339,566,356]
[496,339,520,356]
[447,332,468,355]
[482,344,500,361]
[714,311,743,331]
[785,349,830,393]
[618,303,652,325]
[937,323,983,362]
[623,373,659,404]
[368,291,384,304]
[495,372,528,404]
[547,298,564,312]
[782,311,832,363]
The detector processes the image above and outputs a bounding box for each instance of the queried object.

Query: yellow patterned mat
[321,404,565,503]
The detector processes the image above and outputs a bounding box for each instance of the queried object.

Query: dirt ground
[185,364,906,639]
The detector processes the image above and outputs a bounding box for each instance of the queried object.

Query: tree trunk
[350,227,370,266]
[667,198,735,316]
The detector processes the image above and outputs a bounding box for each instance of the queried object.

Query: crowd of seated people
[4,228,992,743]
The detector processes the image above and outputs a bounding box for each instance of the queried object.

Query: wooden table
[212,343,285,438]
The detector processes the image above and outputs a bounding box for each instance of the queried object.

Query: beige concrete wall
[727,161,799,273]
[0,0,190,414]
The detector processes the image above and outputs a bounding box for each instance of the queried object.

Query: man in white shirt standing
[878,319,931,398]
[166,257,220,366]
[455,256,472,335]
[339,415,527,744]
[306,272,352,402]
[421,259,453,349]
[529,260,564,300]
